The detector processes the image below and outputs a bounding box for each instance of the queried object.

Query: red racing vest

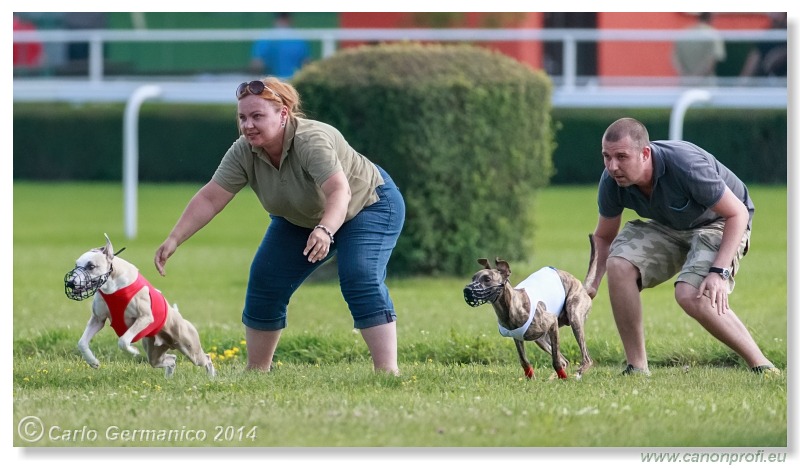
[99,273,168,343]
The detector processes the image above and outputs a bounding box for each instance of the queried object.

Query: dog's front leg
[118,320,150,356]
[513,340,535,379]
[118,316,153,357]
[78,315,105,368]
[118,336,141,356]
[118,295,157,356]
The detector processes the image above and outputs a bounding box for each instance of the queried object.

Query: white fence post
[562,34,577,91]
[669,89,711,141]
[123,85,162,239]
[88,33,104,83]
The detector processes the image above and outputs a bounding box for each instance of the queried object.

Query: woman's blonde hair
[241,76,305,119]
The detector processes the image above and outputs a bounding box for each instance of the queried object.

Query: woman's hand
[154,237,178,276]
[304,227,332,263]
[154,180,235,276]
[303,171,350,263]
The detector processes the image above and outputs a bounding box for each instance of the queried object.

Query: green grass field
[12,182,788,449]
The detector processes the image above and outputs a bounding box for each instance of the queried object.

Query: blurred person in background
[672,13,726,85]
[13,14,43,69]
[62,12,108,74]
[64,12,108,61]
[249,13,310,78]
[155,77,405,376]
[740,12,787,79]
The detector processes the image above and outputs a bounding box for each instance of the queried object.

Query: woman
[154,77,405,374]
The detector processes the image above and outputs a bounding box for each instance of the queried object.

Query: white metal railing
[13,27,788,86]
[13,27,789,108]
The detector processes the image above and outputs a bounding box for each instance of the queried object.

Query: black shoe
[621,363,651,376]
[751,365,781,376]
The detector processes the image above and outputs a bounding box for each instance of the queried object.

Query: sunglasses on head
[236,80,281,99]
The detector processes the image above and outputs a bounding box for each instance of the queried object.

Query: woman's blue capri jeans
[242,166,405,331]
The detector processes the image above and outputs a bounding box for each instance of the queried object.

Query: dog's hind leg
[513,340,535,379]
[175,337,215,378]
[142,337,177,378]
[570,319,593,379]
[162,354,178,378]
[564,288,593,379]
[547,327,568,380]
[173,317,216,377]
[534,335,570,371]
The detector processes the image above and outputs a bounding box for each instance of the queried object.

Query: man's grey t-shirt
[598,140,754,230]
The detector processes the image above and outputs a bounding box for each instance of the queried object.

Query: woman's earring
[281,120,286,128]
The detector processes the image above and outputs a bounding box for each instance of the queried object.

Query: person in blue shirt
[249,13,310,78]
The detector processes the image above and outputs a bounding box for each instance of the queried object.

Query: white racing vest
[498,266,566,340]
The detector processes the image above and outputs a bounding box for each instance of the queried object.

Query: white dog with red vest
[65,234,215,378]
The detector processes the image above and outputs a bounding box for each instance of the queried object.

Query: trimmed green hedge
[13,102,236,182]
[13,104,785,185]
[550,108,787,184]
[293,43,555,275]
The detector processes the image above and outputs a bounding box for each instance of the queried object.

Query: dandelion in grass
[208,341,245,364]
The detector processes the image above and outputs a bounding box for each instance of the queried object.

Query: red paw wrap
[524,366,534,379]
[557,368,568,380]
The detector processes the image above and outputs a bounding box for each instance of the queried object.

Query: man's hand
[697,272,730,315]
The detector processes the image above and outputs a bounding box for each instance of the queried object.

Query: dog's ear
[477,258,491,270]
[495,258,511,280]
[102,233,115,261]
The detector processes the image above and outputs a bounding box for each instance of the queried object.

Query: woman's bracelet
[314,224,335,243]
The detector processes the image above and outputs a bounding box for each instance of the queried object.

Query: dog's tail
[582,234,599,299]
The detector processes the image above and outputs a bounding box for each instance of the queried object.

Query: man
[672,13,726,85]
[587,117,778,376]
[740,12,787,79]
[13,14,42,69]
[249,12,310,78]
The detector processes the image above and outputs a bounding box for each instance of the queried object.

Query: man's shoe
[752,365,781,376]
[621,363,651,376]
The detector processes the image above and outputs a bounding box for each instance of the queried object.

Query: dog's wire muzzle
[463,281,506,307]
[64,266,111,301]
[64,247,125,301]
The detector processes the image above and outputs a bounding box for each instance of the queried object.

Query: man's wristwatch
[709,266,731,280]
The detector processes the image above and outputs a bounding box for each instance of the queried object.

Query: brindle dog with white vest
[64,234,215,378]
[464,235,598,380]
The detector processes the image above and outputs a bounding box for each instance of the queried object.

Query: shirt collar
[650,142,665,180]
